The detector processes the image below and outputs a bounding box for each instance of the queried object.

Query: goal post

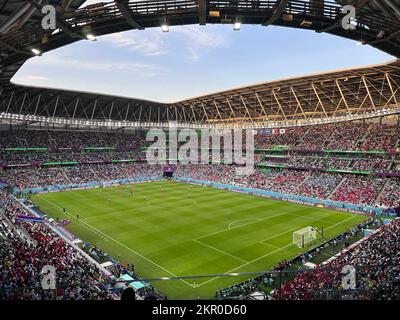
[293,226,318,248]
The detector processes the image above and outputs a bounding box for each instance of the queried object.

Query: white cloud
[100,25,229,61]
[101,32,169,56]
[173,25,229,62]
[12,74,51,84]
[26,53,166,77]
[174,25,228,48]
[186,47,200,62]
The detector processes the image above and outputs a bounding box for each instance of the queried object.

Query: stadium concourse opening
[163,166,177,178]
[1,0,400,303]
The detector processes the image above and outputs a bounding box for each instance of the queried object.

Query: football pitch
[31,180,367,299]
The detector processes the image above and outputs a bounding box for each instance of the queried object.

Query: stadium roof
[173,59,400,125]
[1,0,400,127]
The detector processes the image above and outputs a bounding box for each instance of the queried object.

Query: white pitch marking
[83,204,164,221]
[196,215,359,287]
[259,226,306,246]
[193,239,248,263]
[36,195,196,288]
[195,211,287,241]
[285,212,336,225]
[227,218,261,230]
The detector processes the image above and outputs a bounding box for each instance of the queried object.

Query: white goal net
[293,226,317,247]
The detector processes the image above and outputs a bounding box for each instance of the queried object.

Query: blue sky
[12,21,393,103]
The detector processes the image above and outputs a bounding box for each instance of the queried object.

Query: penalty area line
[196,215,359,288]
[193,239,248,263]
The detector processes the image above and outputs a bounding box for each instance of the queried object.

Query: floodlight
[31,48,41,56]
[161,24,169,32]
[86,34,97,41]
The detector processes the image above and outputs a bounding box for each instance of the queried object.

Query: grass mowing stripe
[195,211,292,241]
[197,209,335,243]
[196,214,359,288]
[83,204,166,221]
[285,212,336,225]
[193,239,248,263]
[31,180,367,299]
[35,194,196,288]
[195,242,295,288]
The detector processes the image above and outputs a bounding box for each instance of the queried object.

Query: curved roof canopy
[1,0,400,127]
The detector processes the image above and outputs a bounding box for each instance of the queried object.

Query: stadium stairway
[0,208,36,246]
[292,174,312,194]
[327,175,347,199]
[374,179,392,206]
[358,123,373,149]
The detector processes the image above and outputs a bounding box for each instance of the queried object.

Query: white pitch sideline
[36,195,197,289]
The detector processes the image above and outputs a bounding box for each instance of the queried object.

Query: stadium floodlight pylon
[293,226,318,248]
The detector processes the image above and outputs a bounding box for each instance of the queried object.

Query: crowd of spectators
[376,179,400,208]
[286,156,317,167]
[330,176,386,206]
[271,155,400,173]
[1,125,399,173]
[0,190,115,300]
[323,123,369,150]
[1,122,398,152]
[255,122,399,152]
[360,124,399,152]
[175,164,237,184]
[246,169,308,194]
[6,152,397,174]
[353,158,392,172]
[0,150,146,165]
[0,129,145,149]
[294,124,335,151]
[293,172,343,199]
[255,127,303,148]
[313,157,354,170]
[1,163,163,190]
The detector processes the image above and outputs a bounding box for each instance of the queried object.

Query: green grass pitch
[31,180,367,299]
